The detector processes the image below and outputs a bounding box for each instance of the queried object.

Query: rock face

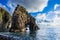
[28,16,39,31]
[9,5,39,32]
[0,7,11,31]
[0,8,3,24]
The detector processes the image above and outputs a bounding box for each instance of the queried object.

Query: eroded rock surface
[9,5,39,32]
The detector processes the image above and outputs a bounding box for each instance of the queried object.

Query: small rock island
[9,5,39,32]
[0,5,39,40]
[0,5,39,32]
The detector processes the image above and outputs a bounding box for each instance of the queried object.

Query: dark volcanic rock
[9,5,39,32]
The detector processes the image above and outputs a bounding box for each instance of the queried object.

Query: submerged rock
[0,35,16,40]
[9,5,39,32]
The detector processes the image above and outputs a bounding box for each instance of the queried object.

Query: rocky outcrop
[0,7,11,31]
[9,5,39,32]
[28,16,39,31]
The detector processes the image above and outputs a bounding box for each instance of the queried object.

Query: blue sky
[43,0,60,13]
[0,0,10,10]
[1,0,60,25]
[31,0,60,17]
[0,0,60,16]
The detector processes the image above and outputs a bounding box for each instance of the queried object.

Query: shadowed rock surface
[9,5,39,32]
[0,35,15,40]
[0,7,11,32]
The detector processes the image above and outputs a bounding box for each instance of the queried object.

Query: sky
[0,0,60,25]
[0,0,60,15]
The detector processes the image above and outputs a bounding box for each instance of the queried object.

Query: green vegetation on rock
[0,12,2,23]
[0,7,11,32]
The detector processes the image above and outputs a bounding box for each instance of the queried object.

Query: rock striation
[9,5,39,32]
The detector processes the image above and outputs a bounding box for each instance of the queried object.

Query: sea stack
[9,5,39,32]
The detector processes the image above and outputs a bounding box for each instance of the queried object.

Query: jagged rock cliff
[9,5,39,32]
[0,7,11,31]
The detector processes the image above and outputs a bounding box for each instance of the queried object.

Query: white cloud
[35,13,47,25]
[54,4,60,10]
[0,0,48,15]
[7,3,13,8]
[0,2,16,15]
[36,11,60,26]
[35,3,60,26]
[7,1,17,15]
[10,0,48,12]
[36,13,46,20]
[51,11,60,26]
[0,3,9,13]
[0,3,6,9]
[35,11,55,22]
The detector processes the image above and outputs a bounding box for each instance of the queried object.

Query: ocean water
[0,24,60,40]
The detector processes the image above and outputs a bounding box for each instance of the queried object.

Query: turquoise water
[0,25,60,40]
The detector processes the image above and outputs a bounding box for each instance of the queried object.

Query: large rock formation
[9,5,39,32]
[0,7,11,31]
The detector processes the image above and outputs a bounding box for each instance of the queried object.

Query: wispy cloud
[7,1,16,15]
[0,3,5,8]
[0,0,16,15]
[54,4,60,10]
[0,3,8,11]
